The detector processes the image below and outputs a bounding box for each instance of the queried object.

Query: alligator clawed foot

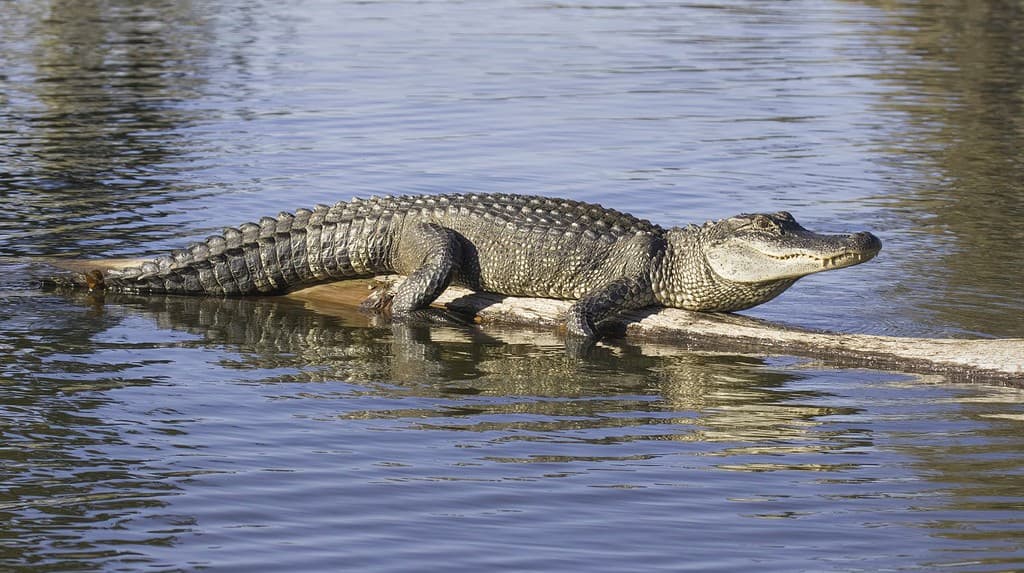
[359,278,398,316]
[359,278,474,327]
[83,269,106,291]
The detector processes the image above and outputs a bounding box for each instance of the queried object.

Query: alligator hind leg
[363,221,469,326]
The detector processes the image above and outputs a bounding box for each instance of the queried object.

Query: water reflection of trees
[0,0,214,258]
[853,5,1024,552]
[866,0,1024,336]
[0,3,229,565]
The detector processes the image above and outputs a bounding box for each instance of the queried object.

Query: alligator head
[704,212,881,282]
[656,211,881,312]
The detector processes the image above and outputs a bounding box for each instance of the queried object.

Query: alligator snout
[848,231,882,258]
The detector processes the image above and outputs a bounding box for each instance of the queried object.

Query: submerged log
[49,259,1024,385]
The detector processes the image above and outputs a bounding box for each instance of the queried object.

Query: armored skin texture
[61,193,882,339]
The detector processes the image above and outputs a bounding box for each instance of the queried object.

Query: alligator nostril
[852,231,882,252]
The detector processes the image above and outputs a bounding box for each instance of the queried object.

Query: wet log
[292,277,1024,385]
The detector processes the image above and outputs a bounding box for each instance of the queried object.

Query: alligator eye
[774,211,795,222]
[751,215,776,230]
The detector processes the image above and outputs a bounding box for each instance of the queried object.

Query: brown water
[1,1,1023,571]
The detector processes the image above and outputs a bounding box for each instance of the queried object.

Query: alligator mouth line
[761,251,873,269]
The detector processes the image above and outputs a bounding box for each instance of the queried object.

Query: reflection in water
[7,286,1024,570]
[868,0,1024,336]
[0,287,183,568]
[46,285,884,463]
[0,9,225,557]
[67,288,856,452]
[0,0,214,258]
[878,385,1024,571]
[0,282,856,568]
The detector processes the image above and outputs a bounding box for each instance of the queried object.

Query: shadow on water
[864,0,1024,336]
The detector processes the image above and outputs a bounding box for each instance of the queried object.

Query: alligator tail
[75,202,383,296]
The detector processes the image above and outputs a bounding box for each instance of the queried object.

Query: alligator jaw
[705,229,882,284]
[765,248,878,271]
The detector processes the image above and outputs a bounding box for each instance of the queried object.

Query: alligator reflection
[2,279,874,568]
[68,290,869,457]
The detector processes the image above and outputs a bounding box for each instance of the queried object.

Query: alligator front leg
[566,276,655,339]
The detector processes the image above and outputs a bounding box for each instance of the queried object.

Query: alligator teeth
[821,253,862,268]
[767,252,863,268]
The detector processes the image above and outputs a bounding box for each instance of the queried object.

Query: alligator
[54,193,881,339]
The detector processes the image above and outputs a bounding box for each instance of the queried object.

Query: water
[2,0,1023,571]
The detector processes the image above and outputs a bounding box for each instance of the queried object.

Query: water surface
[2,0,1023,571]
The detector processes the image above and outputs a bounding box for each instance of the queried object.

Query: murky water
[2,0,1023,571]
